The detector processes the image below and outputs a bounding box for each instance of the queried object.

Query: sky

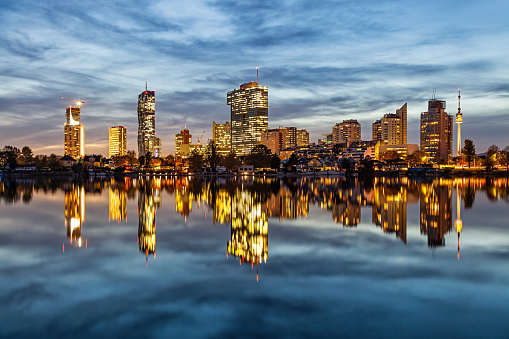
[1,0,508,156]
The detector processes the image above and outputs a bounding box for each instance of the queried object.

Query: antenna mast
[256,67,259,84]
[145,81,148,91]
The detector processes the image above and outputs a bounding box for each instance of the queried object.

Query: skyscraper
[332,119,361,145]
[421,98,453,162]
[109,126,126,158]
[372,103,407,145]
[137,84,156,157]
[227,81,268,155]
[212,121,231,156]
[64,106,85,159]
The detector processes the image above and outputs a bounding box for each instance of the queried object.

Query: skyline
[1,0,508,156]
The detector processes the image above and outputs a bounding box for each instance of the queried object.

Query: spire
[145,81,148,91]
[458,89,461,114]
[256,67,259,84]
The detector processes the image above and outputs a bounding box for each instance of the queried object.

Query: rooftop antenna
[145,81,148,91]
[256,67,259,84]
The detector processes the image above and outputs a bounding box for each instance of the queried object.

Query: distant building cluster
[61,76,463,166]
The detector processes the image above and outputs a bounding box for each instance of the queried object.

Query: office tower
[175,128,192,157]
[455,90,463,157]
[227,81,268,155]
[137,84,156,157]
[212,121,231,156]
[148,137,161,158]
[261,129,282,155]
[332,119,361,145]
[64,106,85,159]
[421,97,453,161]
[296,129,309,146]
[109,126,126,158]
[396,103,407,144]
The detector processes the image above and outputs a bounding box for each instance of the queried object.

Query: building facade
[212,121,231,156]
[227,81,268,155]
[332,119,361,145]
[261,129,282,155]
[296,129,309,146]
[109,126,126,158]
[420,99,453,162]
[137,88,156,157]
[175,129,191,157]
[372,103,407,145]
[64,106,85,159]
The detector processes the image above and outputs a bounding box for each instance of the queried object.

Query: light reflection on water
[0,176,508,337]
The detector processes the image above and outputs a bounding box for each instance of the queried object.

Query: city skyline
[1,0,508,156]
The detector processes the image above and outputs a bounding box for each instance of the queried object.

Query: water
[0,176,508,338]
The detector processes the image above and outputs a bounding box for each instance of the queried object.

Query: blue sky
[1,0,508,156]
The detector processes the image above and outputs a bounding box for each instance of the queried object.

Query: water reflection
[1,176,509,258]
[64,183,85,248]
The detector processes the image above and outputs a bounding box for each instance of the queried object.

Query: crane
[62,97,88,107]
[197,130,206,144]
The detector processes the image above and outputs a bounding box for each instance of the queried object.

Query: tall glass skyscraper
[138,86,156,157]
[421,98,453,162]
[64,106,85,159]
[109,126,126,158]
[227,81,268,155]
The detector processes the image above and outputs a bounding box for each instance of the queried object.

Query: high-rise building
[175,128,192,157]
[148,137,161,158]
[213,121,231,156]
[372,119,382,141]
[227,81,268,155]
[396,103,407,144]
[296,129,309,147]
[332,119,361,145]
[421,98,453,161]
[279,126,297,150]
[64,106,85,159]
[261,129,282,155]
[109,126,126,158]
[137,85,156,157]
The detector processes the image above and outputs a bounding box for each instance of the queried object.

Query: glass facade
[64,106,84,159]
[420,99,453,161]
[137,90,156,156]
[227,82,268,155]
[212,121,231,155]
[109,126,126,158]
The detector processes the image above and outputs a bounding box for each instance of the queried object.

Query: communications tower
[455,89,463,157]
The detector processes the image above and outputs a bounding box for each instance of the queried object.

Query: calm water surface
[0,176,508,338]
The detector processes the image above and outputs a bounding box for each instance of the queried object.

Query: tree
[20,146,33,165]
[222,151,239,171]
[499,146,509,170]
[126,150,139,168]
[188,149,204,172]
[0,146,20,169]
[485,145,499,172]
[165,154,175,169]
[407,150,425,168]
[341,158,351,173]
[245,145,271,169]
[205,140,221,170]
[462,139,476,168]
[47,153,62,170]
[270,154,281,170]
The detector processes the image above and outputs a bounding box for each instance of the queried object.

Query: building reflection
[372,181,408,243]
[138,178,161,265]
[64,184,85,248]
[420,180,452,247]
[109,185,127,223]
[227,189,268,281]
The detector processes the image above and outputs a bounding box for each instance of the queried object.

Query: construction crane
[197,130,206,144]
[62,97,88,107]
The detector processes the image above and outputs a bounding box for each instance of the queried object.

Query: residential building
[296,129,309,146]
[227,81,268,155]
[261,129,282,155]
[332,120,361,145]
[109,126,126,158]
[420,98,453,162]
[372,103,407,145]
